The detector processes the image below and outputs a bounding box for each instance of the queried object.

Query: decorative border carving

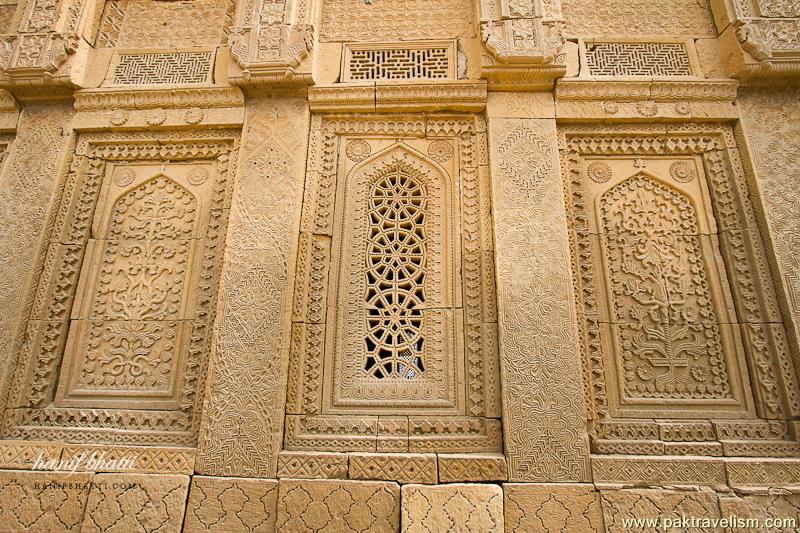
[2,129,239,446]
[561,123,800,455]
[285,114,501,454]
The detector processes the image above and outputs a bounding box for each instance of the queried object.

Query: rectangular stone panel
[592,455,726,486]
[277,479,400,533]
[487,117,589,481]
[82,473,189,533]
[438,453,507,482]
[504,483,604,532]
[0,469,93,532]
[349,453,437,484]
[277,451,348,479]
[600,488,720,533]
[184,476,278,533]
[401,483,503,532]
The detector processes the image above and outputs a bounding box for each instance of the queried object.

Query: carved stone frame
[285,114,502,453]
[1,130,239,447]
[562,123,800,453]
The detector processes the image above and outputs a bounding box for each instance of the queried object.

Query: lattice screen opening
[343,41,456,82]
[585,42,693,77]
[108,50,215,86]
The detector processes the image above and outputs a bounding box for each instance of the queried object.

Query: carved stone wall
[197,98,310,477]
[488,116,590,482]
[0,0,798,530]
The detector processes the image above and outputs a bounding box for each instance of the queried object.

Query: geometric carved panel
[561,0,716,37]
[96,0,233,48]
[320,0,474,42]
[343,42,455,82]
[585,43,693,76]
[2,130,239,446]
[110,51,214,86]
[285,115,501,453]
[563,124,800,445]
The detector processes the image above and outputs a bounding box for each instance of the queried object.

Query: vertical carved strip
[488,117,589,481]
[0,106,74,417]
[196,98,309,477]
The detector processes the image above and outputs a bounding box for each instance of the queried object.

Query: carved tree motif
[600,174,731,399]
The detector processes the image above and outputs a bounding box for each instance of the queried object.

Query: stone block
[0,470,93,532]
[438,454,507,482]
[0,439,63,470]
[504,483,603,532]
[277,451,348,479]
[402,483,503,532]
[349,453,437,484]
[600,488,720,533]
[276,479,400,533]
[183,476,278,533]
[718,494,800,532]
[81,473,189,533]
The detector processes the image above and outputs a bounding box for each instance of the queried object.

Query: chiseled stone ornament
[0,0,797,529]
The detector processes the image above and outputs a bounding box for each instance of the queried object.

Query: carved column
[0,105,74,417]
[196,98,310,477]
[486,111,590,481]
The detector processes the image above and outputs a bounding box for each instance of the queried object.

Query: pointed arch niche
[286,117,502,453]
[0,130,238,447]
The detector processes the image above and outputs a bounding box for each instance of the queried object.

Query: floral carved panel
[2,130,239,446]
[562,124,800,451]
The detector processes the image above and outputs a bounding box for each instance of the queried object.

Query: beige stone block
[81,473,189,533]
[276,479,400,533]
[402,483,503,532]
[600,488,720,533]
[726,459,800,489]
[592,455,726,486]
[60,444,195,474]
[277,451,348,479]
[504,483,603,532]
[718,494,800,532]
[349,453,437,484]
[438,453,507,482]
[486,92,555,119]
[0,439,63,469]
[0,470,93,532]
[183,476,278,533]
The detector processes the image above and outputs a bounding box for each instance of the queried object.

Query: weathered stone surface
[349,453,437,484]
[0,439,63,470]
[600,488,720,533]
[504,483,603,532]
[438,454,508,482]
[276,479,400,532]
[718,494,800,532]
[592,456,727,486]
[277,451,348,479]
[81,473,189,533]
[184,476,278,533]
[401,483,504,532]
[0,470,93,532]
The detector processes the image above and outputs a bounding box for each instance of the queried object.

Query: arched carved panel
[285,116,501,453]
[2,131,238,446]
[327,145,459,411]
[563,124,800,459]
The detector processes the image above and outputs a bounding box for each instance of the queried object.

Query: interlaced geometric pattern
[112,51,213,85]
[364,167,427,380]
[585,43,692,76]
[347,47,450,81]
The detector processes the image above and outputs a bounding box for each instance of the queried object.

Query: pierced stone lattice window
[342,41,456,82]
[585,42,693,76]
[109,51,214,86]
[364,169,427,379]
[286,117,501,452]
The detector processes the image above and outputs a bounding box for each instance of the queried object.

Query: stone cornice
[309,82,488,113]
[74,87,245,111]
